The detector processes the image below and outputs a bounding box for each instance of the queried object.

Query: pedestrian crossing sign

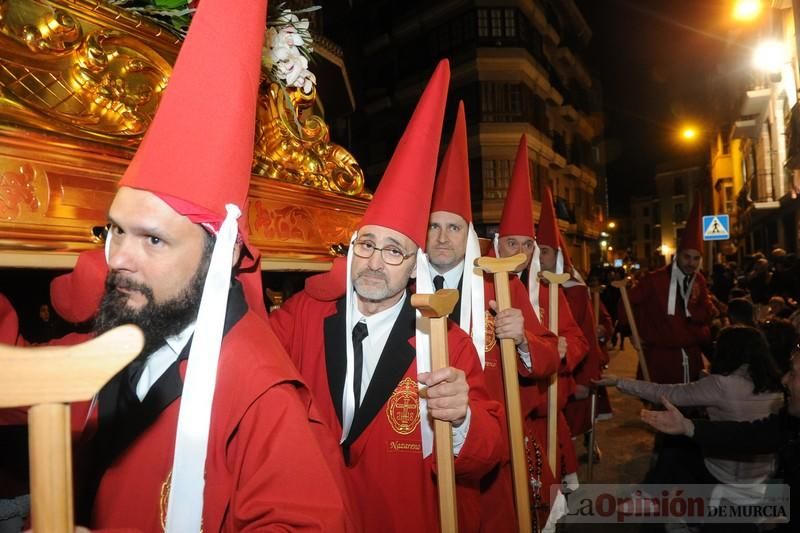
[702,214,730,241]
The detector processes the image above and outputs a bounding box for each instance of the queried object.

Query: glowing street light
[607,221,617,229]
[732,0,762,22]
[752,40,787,73]
[680,126,699,142]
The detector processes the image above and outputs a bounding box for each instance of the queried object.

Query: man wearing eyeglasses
[270,62,504,533]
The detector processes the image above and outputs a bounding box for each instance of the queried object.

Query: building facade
[345,0,607,272]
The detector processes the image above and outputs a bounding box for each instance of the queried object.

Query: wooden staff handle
[611,279,651,382]
[540,271,570,475]
[0,325,144,533]
[475,253,531,533]
[589,285,604,331]
[412,289,460,533]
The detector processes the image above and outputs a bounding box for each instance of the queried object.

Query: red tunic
[0,293,19,346]
[628,266,713,384]
[561,284,605,436]
[270,290,504,533]
[86,309,354,532]
[525,283,588,478]
[480,276,559,532]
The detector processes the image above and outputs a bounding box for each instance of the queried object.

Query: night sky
[578,0,752,215]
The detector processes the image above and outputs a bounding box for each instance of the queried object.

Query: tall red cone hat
[429,100,486,365]
[431,100,471,222]
[118,0,268,318]
[498,135,534,238]
[679,198,704,254]
[537,186,560,249]
[360,59,450,247]
[111,0,270,530]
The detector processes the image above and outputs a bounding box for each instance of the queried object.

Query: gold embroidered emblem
[160,470,171,531]
[386,377,420,435]
[485,310,497,352]
[159,470,203,532]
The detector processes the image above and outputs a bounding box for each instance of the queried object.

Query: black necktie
[352,321,369,413]
[683,275,691,295]
[433,275,445,291]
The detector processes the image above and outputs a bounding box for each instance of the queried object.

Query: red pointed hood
[537,186,560,249]
[360,60,450,247]
[119,0,265,231]
[431,101,471,222]
[117,0,268,318]
[498,135,534,238]
[679,198,704,253]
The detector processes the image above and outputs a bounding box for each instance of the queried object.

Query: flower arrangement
[108,0,318,94]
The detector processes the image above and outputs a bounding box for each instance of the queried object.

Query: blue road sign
[702,214,730,241]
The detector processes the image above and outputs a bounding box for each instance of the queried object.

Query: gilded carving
[253,82,367,197]
[0,163,47,220]
[249,199,358,250]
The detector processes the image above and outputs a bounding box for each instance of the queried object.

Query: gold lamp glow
[732,0,762,22]
[752,40,787,73]
[680,126,699,141]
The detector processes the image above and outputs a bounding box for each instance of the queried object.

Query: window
[504,9,516,37]
[642,206,650,217]
[483,159,513,199]
[724,184,734,213]
[674,176,685,196]
[478,9,489,38]
[674,202,685,223]
[490,9,502,37]
[643,224,650,239]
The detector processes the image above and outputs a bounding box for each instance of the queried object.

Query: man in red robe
[536,187,606,440]
[628,200,713,385]
[270,62,504,533]
[2,0,355,530]
[494,147,588,493]
[426,108,560,532]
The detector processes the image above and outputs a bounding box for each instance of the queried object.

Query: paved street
[560,341,658,532]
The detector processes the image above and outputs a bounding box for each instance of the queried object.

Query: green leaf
[153,0,189,9]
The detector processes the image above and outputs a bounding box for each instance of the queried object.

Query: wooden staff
[540,271,570,474]
[587,283,604,481]
[590,284,604,331]
[475,253,531,533]
[412,289,461,533]
[0,325,144,533]
[611,278,651,382]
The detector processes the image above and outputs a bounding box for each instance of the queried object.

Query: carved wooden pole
[539,271,570,475]
[0,325,144,533]
[411,289,461,533]
[475,253,531,533]
[611,278,651,382]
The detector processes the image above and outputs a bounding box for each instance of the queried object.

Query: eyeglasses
[352,240,415,266]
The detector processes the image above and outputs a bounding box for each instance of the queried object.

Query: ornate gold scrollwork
[253,82,368,197]
[0,0,366,200]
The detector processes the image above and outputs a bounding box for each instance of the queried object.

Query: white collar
[430,261,465,289]
[352,290,407,334]
[165,322,196,355]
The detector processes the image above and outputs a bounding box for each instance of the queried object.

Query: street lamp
[607,221,617,229]
[679,125,699,142]
[732,0,762,22]
[752,39,787,74]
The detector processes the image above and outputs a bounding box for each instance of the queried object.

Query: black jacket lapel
[344,293,416,446]
[324,297,347,426]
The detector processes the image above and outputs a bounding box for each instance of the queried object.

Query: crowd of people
[0,0,797,531]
